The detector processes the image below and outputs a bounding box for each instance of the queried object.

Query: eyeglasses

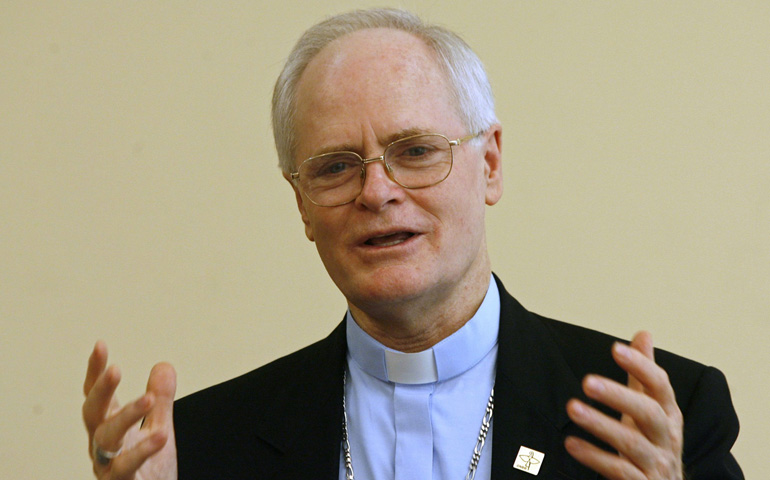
[290,132,479,207]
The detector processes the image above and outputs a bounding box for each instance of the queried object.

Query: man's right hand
[82,341,178,480]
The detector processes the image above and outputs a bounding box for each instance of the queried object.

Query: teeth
[366,232,413,247]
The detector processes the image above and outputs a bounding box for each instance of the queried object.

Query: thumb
[144,362,176,429]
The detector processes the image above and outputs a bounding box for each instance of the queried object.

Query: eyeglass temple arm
[449,131,483,146]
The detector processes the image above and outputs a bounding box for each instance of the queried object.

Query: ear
[283,172,315,242]
[481,124,503,206]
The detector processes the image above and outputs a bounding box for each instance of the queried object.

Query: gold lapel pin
[513,446,545,475]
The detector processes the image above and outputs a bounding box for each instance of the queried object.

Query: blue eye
[306,155,361,180]
[320,161,351,176]
[404,146,430,157]
[390,142,439,163]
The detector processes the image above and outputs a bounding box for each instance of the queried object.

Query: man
[82,8,742,480]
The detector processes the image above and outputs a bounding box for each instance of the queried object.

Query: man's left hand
[565,331,684,480]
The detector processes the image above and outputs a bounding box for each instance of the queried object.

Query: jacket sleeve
[681,366,743,480]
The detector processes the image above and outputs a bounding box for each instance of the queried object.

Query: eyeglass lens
[298,134,453,206]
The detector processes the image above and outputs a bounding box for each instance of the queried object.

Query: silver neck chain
[342,370,495,480]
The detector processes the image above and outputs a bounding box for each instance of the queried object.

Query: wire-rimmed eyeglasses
[290,132,479,207]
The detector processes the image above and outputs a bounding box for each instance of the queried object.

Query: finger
[142,362,176,429]
[83,364,122,435]
[622,332,654,430]
[93,393,155,453]
[625,332,652,395]
[84,341,108,396]
[567,398,660,471]
[565,435,645,480]
[612,342,679,417]
[100,430,168,480]
[582,374,671,447]
[630,331,654,360]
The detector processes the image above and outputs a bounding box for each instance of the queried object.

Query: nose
[354,157,404,210]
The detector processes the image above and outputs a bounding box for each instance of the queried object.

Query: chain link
[465,389,494,480]
[342,371,355,480]
[342,369,494,480]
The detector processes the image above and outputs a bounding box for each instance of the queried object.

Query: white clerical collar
[346,275,500,385]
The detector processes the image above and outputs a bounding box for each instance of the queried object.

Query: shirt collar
[346,275,500,384]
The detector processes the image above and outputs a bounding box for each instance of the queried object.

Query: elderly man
[82,8,742,480]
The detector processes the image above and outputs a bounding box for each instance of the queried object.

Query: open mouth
[364,232,416,247]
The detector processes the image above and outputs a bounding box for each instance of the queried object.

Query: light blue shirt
[340,276,500,480]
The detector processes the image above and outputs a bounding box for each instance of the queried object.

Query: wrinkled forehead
[293,28,460,157]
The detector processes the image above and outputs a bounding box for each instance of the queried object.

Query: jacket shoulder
[535,314,707,390]
[176,321,344,413]
[527,314,742,478]
[173,321,346,479]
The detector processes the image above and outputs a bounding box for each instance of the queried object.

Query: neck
[348,267,492,353]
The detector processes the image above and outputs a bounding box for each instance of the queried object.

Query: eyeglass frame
[289,131,482,207]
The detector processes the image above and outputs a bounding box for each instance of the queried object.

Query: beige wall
[2,1,767,478]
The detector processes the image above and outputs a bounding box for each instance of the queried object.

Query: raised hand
[82,341,178,480]
[565,332,684,480]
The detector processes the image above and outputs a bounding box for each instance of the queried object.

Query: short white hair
[272,8,498,173]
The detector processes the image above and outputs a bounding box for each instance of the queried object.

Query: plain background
[1,1,768,478]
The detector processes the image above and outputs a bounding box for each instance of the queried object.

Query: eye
[390,141,440,163]
[403,145,432,157]
[306,154,360,180]
[321,161,351,175]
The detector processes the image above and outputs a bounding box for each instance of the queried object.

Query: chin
[339,267,434,306]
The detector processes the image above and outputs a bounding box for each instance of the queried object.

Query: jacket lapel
[491,277,598,480]
[258,279,602,479]
[251,320,348,479]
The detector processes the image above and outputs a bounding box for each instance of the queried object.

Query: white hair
[271,8,498,173]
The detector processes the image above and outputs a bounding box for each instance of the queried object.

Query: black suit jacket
[175,277,742,479]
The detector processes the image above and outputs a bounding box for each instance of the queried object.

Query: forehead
[293,28,463,159]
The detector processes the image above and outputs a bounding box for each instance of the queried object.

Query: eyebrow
[311,127,434,158]
[381,127,433,146]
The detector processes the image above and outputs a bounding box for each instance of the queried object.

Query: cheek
[441,182,488,248]
[441,167,488,223]
[306,212,345,257]
[310,226,345,278]
[429,196,481,252]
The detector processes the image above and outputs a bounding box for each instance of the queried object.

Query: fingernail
[613,342,631,358]
[585,376,604,394]
[564,436,581,452]
[569,400,585,416]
